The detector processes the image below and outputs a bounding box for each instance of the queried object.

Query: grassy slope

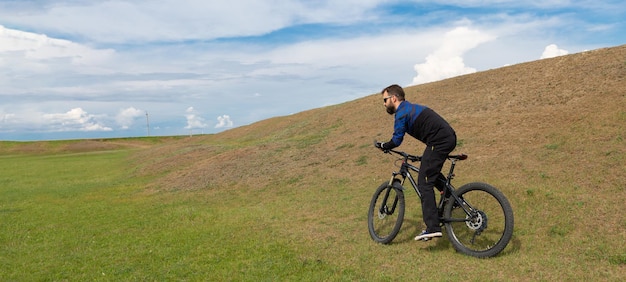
[2,45,625,280]
[130,45,625,279]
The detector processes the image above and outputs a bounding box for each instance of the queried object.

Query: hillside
[3,45,624,280]
[134,45,625,193]
[127,45,625,276]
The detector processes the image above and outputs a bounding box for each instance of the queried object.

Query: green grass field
[1,143,623,281]
[0,149,360,280]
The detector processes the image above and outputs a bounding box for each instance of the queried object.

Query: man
[375,84,457,241]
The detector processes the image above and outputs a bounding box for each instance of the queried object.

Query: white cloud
[0,1,382,44]
[43,108,112,132]
[184,107,208,129]
[0,113,16,125]
[215,115,234,129]
[411,26,495,85]
[0,25,114,69]
[115,107,144,129]
[540,44,569,59]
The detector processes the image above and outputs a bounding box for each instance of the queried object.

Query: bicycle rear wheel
[368,180,405,244]
[444,182,514,258]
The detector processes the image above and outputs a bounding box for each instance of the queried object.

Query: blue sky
[1,0,624,141]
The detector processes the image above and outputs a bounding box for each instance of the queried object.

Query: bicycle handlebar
[389,148,422,162]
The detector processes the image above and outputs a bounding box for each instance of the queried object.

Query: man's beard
[386,104,396,115]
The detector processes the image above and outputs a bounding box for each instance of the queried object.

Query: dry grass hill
[3,44,625,279]
[128,45,624,277]
[132,44,625,194]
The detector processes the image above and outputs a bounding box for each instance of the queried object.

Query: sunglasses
[383,96,393,103]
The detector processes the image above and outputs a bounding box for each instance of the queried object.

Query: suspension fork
[380,174,402,215]
[387,173,399,186]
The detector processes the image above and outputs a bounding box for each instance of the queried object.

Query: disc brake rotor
[378,205,389,219]
[465,210,488,232]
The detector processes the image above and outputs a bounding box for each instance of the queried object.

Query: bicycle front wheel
[367,180,405,244]
[444,182,514,258]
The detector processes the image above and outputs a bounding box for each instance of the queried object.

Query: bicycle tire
[443,182,514,258]
[367,180,405,244]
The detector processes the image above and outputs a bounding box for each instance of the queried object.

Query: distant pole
[146,111,150,137]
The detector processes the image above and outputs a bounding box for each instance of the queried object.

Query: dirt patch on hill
[1,138,154,155]
[61,140,126,152]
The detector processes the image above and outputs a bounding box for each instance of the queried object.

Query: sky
[0,1,624,141]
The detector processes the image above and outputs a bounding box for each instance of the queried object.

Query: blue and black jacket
[382,100,456,152]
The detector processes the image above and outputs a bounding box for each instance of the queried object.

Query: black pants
[418,137,456,233]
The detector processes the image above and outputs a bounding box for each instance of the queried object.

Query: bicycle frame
[388,158,421,197]
[386,149,475,223]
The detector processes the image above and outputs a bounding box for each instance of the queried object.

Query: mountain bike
[367,142,514,258]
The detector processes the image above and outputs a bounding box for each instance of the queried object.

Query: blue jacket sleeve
[383,106,408,149]
[390,112,407,147]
